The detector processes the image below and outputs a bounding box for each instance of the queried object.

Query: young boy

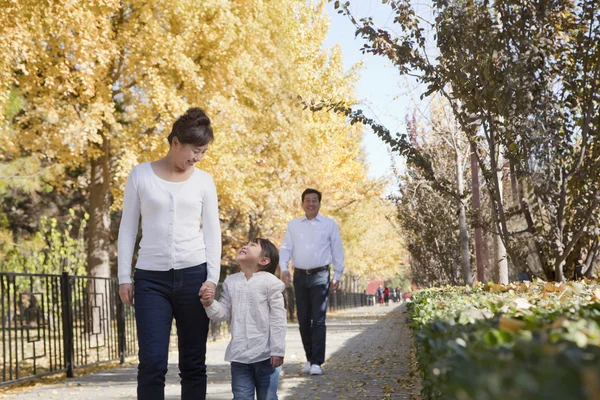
[200,238,286,400]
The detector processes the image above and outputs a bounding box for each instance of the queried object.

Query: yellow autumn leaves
[0,0,405,280]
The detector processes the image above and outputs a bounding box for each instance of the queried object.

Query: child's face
[236,241,267,266]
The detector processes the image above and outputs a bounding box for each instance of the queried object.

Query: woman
[117,108,221,400]
[376,285,384,306]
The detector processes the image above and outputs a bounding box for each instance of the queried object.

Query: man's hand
[119,284,133,306]
[281,271,291,285]
[270,356,284,368]
[330,279,340,293]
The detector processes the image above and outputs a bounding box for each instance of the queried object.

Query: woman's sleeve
[118,167,141,284]
[202,173,222,285]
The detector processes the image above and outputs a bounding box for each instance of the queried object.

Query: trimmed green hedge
[408,281,600,400]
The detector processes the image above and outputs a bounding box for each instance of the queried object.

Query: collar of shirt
[301,213,324,222]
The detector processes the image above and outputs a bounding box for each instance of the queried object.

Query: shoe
[310,364,323,375]
[301,362,311,374]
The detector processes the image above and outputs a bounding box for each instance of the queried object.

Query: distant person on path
[384,286,390,306]
[280,189,345,376]
[117,108,222,400]
[201,239,286,400]
[376,285,384,306]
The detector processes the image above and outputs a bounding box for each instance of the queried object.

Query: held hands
[270,356,284,368]
[119,284,133,306]
[199,281,216,307]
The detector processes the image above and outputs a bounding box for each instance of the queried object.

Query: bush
[409,281,600,400]
[3,209,87,275]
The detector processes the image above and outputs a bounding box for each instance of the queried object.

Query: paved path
[2,304,420,399]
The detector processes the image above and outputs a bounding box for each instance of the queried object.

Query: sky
[322,1,429,181]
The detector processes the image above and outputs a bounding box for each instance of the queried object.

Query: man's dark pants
[293,268,330,366]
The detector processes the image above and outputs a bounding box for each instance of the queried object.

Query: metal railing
[1,271,371,386]
[328,291,372,311]
[1,272,137,385]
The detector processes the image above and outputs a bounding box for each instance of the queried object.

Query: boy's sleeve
[205,279,232,322]
[268,279,287,357]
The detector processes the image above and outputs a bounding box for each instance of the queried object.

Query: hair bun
[184,107,211,127]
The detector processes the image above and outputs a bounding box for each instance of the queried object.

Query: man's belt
[294,265,330,275]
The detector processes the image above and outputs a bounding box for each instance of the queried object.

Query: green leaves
[409,282,600,399]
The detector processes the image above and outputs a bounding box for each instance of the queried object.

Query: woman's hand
[199,281,216,297]
[119,284,133,306]
[270,356,284,368]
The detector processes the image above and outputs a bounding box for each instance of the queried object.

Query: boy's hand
[200,293,214,307]
[270,356,284,368]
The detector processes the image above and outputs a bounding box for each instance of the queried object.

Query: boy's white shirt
[205,271,287,364]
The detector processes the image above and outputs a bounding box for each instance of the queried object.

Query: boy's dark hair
[301,188,322,203]
[168,107,214,146]
[252,238,279,275]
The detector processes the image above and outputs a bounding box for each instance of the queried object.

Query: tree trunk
[86,134,111,340]
[87,133,112,278]
[470,141,487,283]
[494,154,509,284]
[248,212,261,241]
[584,239,599,278]
[456,149,472,286]
[509,160,520,205]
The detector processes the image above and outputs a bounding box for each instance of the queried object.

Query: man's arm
[279,223,293,285]
[331,220,345,284]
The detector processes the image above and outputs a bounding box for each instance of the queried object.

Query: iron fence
[0,272,137,385]
[1,271,370,386]
[328,291,372,311]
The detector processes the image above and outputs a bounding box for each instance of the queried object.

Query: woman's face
[172,138,208,170]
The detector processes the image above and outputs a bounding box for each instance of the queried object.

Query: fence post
[116,287,126,364]
[60,272,74,378]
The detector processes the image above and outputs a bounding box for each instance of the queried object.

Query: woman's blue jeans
[134,264,209,400]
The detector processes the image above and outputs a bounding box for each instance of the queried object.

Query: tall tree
[1,0,402,283]
[335,0,600,281]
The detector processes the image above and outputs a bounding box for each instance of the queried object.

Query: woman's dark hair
[167,107,213,146]
[302,188,322,203]
[252,238,279,275]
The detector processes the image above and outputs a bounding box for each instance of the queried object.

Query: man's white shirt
[279,214,345,281]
